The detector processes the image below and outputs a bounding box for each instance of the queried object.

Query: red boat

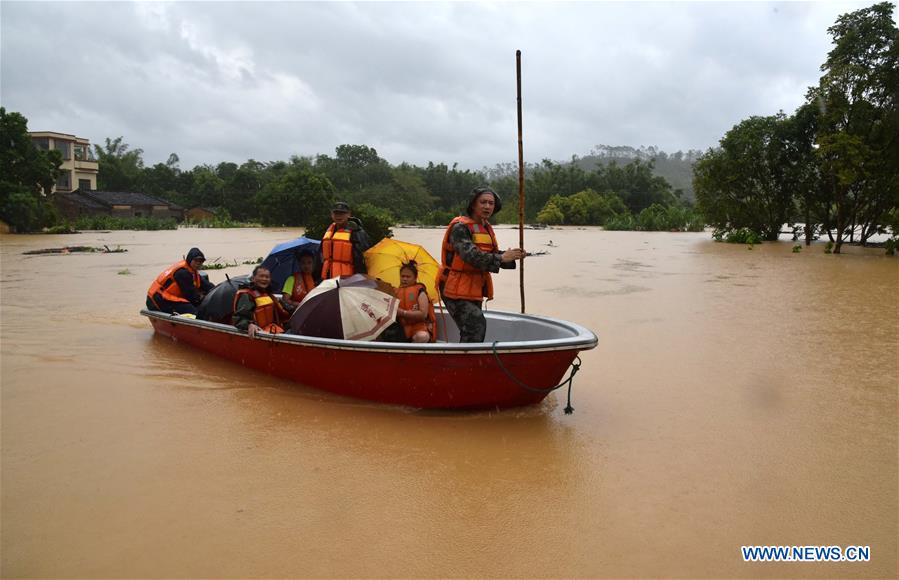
[141,308,598,410]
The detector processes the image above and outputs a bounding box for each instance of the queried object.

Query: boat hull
[144,310,596,410]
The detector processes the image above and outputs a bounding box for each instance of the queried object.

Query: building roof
[188,206,220,213]
[83,191,173,206]
[28,131,91,144]
[56,191,107,210]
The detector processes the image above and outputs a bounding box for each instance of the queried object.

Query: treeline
[521,158,703,231]
[694,2,899,253]
[575,145,702,201]
[91,137,699,232]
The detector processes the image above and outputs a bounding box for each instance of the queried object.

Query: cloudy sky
[1,1,875,170]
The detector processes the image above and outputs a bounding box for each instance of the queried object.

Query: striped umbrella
[288,274,398,341]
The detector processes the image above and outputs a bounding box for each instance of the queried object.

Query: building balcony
[74,159,99,172]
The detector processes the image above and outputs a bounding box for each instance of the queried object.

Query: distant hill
[572,145,704,202]
[481,145,705,202]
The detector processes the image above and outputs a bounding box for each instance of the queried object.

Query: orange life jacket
[147,260,201,304]
[321,224,355,279]
[395,283,437,342]
[283,272,317,303]
[233,288,289,334]
[439,216,498,301]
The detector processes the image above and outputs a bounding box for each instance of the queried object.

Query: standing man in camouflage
[438,187,524,342]
[320,201,370,279]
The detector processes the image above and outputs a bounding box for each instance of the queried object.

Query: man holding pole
[438,187,524,343]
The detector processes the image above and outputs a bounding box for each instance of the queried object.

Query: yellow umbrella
[364,238,440,303]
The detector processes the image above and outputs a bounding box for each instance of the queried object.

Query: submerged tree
[809,1,899,252]
[694,114,799,240]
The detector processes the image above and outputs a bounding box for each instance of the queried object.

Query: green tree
[419,161,484,211]
[809,1,899,252]
[527,158,593,219]
[0,108,62,231]
[222,160,265,220]
[601,159,676,214]
[536,200,565,224]
[140,153,181,201]
[340,163,436,222]
[255,165,335,227]
[534,189,628,226]
[94,137,144,191]
[694,114,798,240]
[783,103,825,245]
[190,165,226,208]
[315,144,392,193]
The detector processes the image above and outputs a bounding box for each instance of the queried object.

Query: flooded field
[1,227,896,578]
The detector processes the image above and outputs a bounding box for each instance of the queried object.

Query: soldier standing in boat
[320,201,371,279]
[438,187,524,342]
[146,247,215,315]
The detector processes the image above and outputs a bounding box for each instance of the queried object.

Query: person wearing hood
[438,187,524,343]
[146,247,215,315]
[320,201,371,279]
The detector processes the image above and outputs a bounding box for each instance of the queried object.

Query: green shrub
[536,201,565,225]
[0,191,57,232]
[73,215,178,231]
[884,238,896,256]
[712,227,763,244]
[603,213,637,231]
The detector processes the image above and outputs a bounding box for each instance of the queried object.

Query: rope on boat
[491,342,581,414]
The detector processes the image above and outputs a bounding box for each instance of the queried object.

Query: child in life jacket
[394,262,436,343]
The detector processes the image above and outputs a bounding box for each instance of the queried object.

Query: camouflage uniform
[440,222,514,343]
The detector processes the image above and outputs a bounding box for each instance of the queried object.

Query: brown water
[1,227,896,578]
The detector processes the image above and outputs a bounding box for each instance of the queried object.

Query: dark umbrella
[260,236,321,290]
[198,274,250,323]
[289,274,398,341]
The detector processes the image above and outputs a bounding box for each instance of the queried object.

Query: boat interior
[143,307,597,353]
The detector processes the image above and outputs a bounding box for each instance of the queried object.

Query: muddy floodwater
[1,227,896,578]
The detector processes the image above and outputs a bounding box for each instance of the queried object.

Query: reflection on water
[1,227,896,578]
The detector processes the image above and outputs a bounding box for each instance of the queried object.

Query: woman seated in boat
[233,266,291,338]
[280,251,320,311]
[394,262,436,343]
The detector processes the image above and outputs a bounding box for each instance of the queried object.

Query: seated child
[394,262,436,343]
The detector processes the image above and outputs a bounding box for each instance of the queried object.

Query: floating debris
[200,257,262,270]
[23,245,127,255]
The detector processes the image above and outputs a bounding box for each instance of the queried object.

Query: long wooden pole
[516,50,526,314]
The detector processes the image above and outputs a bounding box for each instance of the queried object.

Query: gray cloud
[0,1,872,170]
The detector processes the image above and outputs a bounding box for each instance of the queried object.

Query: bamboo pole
[516,50,526,314]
